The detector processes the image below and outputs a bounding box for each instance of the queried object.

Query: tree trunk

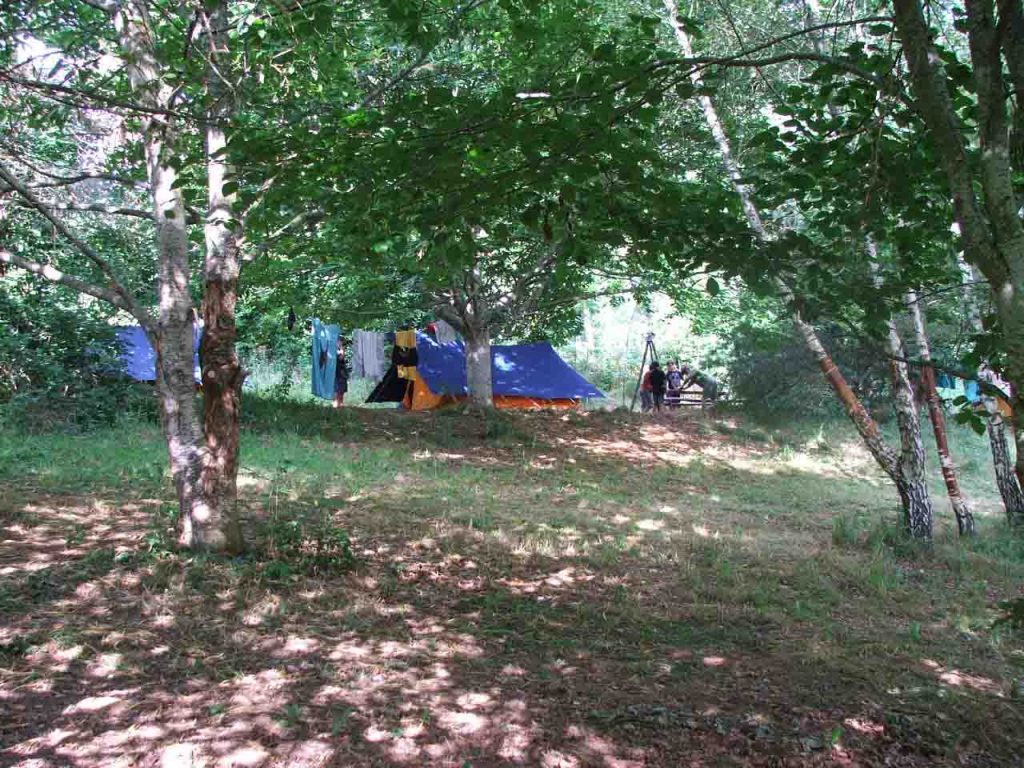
[149,124,215,550]
[907,292,975,535]
[986,407,1024,526]
[784,286,898,479]
[662,0,907,500]
[111,0,220,548]
[464,323,493,408]
[198,0,245,553]
[1000,305,1024,495]
[884,320,933,540]
[459,255,494,408]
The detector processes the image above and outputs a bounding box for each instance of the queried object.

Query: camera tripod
[629,332,658,412]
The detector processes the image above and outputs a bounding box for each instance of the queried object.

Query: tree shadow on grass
[2,466,1020,767]
[2,407,1020,765]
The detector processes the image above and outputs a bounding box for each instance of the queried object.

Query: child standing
[334,338,350,408]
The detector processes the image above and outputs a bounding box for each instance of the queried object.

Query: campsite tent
[367,332,603,409]
[114,326,202,382]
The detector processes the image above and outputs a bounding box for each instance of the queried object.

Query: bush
[0,279,159,432]
[726,320,890,420]
[1,380,157,433]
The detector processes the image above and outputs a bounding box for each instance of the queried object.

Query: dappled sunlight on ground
[0,498,154,577]
[920,659,1005,696]
[2,409,1022,766]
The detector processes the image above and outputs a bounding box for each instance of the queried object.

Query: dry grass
[1,404,1022,767]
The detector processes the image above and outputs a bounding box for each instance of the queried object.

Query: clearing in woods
[1,402,1022,767]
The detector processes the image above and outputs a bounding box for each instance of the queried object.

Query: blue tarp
[114,326,201,382]
[311,318,339,400]
[414,332,603,399]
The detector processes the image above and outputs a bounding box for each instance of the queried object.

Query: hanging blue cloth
[311,318,339,400]
[964,379,981,402]
[936,372,954,390]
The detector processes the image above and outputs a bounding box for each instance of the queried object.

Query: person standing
[665,361,684,408]
[334,338,350,408]
[649,361,667,412]
[640,366,654,412]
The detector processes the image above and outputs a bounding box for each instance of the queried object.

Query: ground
[1,402,1023,767]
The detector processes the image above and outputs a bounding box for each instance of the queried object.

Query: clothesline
[310,319,462,388]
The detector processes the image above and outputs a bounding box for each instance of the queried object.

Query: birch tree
[1,0,244,550]
[660,0,933,538]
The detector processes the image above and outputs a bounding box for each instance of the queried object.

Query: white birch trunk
[956,258,1024,524]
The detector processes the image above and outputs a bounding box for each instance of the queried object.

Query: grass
[0,400,1022,766]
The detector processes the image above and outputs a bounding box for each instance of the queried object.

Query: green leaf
[593,42,615,62]
[674,82,694,100]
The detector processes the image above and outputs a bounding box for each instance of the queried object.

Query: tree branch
[0,148,149,190]
[0,71,200,121]
[240,207,325,262]
[356,0,493,110]
[25,172,148,190]
[0,248,145,320]
[0,158,153,327]
[9,200,154,220]
[433,300,467,334]
[700,14,895,63]
[891,0,1010,285]
[997,0,1024,174]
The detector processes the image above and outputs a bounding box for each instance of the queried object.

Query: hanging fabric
[394,329,419,380]
[311,318,339,400]
[352,329,387,379]
[964,379,981,402]
[434,319,459,344]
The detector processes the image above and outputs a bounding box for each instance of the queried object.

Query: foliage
[256,509,355,577]
[726,317,890,419]
[0,274,155,431]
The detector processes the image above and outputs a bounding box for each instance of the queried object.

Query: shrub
[0,278,157,432]
[725,320,889,420]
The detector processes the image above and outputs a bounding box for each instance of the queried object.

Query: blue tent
[114,326,201,382]
[414,332,603,399]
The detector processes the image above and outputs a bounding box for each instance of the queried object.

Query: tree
[659,0,934,538]
[891,0,1024,490]
[234,1,724,406]
[0,0,260,550]
[908,292,976,534]
[957,258,1024,525]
